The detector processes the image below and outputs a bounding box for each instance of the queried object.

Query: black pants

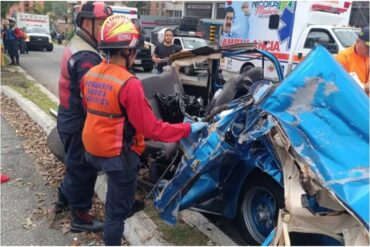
[7,40,19,64]
[58,131,98,211]
[85,150,140,246]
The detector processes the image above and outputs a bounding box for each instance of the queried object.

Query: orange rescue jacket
[336,45,369,84]
[81,62,145,157]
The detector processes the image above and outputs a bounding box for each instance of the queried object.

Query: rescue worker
[55,1,112,233]
[6,18,23,65]
[80,15,208,245]
[336,26,369,94]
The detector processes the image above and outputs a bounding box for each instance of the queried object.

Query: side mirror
[269,15,280,30]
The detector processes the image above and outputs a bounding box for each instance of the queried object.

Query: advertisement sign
[16,13,50,33]
[220,1,296,52]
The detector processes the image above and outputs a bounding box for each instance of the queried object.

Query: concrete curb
[2,86,56,135]
[2,66,238,246]
[4,66,59,105]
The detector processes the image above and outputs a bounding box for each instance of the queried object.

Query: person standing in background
[336,27,369,95]
[19,27,28,54]
[2,23,9,54]
[6,18,23,65]
[152,29,181,73]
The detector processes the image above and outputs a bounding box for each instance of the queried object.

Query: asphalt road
[19,44,158,98]
[19,44,64,96]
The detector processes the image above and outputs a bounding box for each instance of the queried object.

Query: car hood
[154,46,369,242]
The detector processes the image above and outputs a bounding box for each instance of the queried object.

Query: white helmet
[8,17,16,23]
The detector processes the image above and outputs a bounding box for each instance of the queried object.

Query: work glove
[188,122,208,141]
[181,121,208,153]
[190,122,208,134]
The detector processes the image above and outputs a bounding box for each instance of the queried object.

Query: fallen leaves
[1,94,106,245]
[23,217,36,230]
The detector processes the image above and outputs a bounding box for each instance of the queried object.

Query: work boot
[54,189,69,215]
[127,199,145,219]
[70,210,104,233]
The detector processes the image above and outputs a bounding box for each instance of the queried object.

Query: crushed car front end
[154,46,369,245]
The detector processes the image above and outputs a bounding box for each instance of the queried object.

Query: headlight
[49,37,52,43]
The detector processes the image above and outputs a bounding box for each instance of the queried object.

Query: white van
[15,12,53,51]
[221,1,358,76]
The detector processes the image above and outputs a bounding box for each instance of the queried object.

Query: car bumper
[26,42,53,49]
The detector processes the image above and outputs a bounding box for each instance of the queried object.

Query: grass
[138,189,211,246]
[1,67,58,115]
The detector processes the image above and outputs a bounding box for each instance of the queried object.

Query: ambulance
[221,1,359,77]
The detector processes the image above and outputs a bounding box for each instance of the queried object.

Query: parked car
[24,26,53,52]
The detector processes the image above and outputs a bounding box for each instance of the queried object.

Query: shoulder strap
[69,34,97,55]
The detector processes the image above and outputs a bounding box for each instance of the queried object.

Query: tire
[237,170,284,245]
[47,47,53,52]
[47,126,65,163]
[184,65,195,75]
[143,65,154,72]
[240,64,254,74]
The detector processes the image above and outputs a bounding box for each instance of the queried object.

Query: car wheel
[47,47,53,52]
[143,65,153,72]
[237,171,284,245]
[184,65,195,75]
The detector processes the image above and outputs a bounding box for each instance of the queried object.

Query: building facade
[150,1,225,19]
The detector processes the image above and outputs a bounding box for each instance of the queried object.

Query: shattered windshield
[333,28,358,48]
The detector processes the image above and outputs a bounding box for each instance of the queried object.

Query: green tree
[1,1,19,19]
[43,1,68,21]
[30,2,44,14]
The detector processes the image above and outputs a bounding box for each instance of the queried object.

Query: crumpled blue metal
[262,46,369,229]
[154,46,369,231]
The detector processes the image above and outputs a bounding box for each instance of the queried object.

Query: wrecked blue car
[152,46,369,245]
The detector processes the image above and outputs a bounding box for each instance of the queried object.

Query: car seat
[205,67,263,115]
[140,66,185,162]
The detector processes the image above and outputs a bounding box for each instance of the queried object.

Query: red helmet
[76,1,112,27]
[98,15,140,50]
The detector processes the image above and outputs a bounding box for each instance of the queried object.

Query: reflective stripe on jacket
[82,62,145,157]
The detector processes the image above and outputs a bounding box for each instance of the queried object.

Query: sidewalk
[1,65,237,246]
[0,116,78,245]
